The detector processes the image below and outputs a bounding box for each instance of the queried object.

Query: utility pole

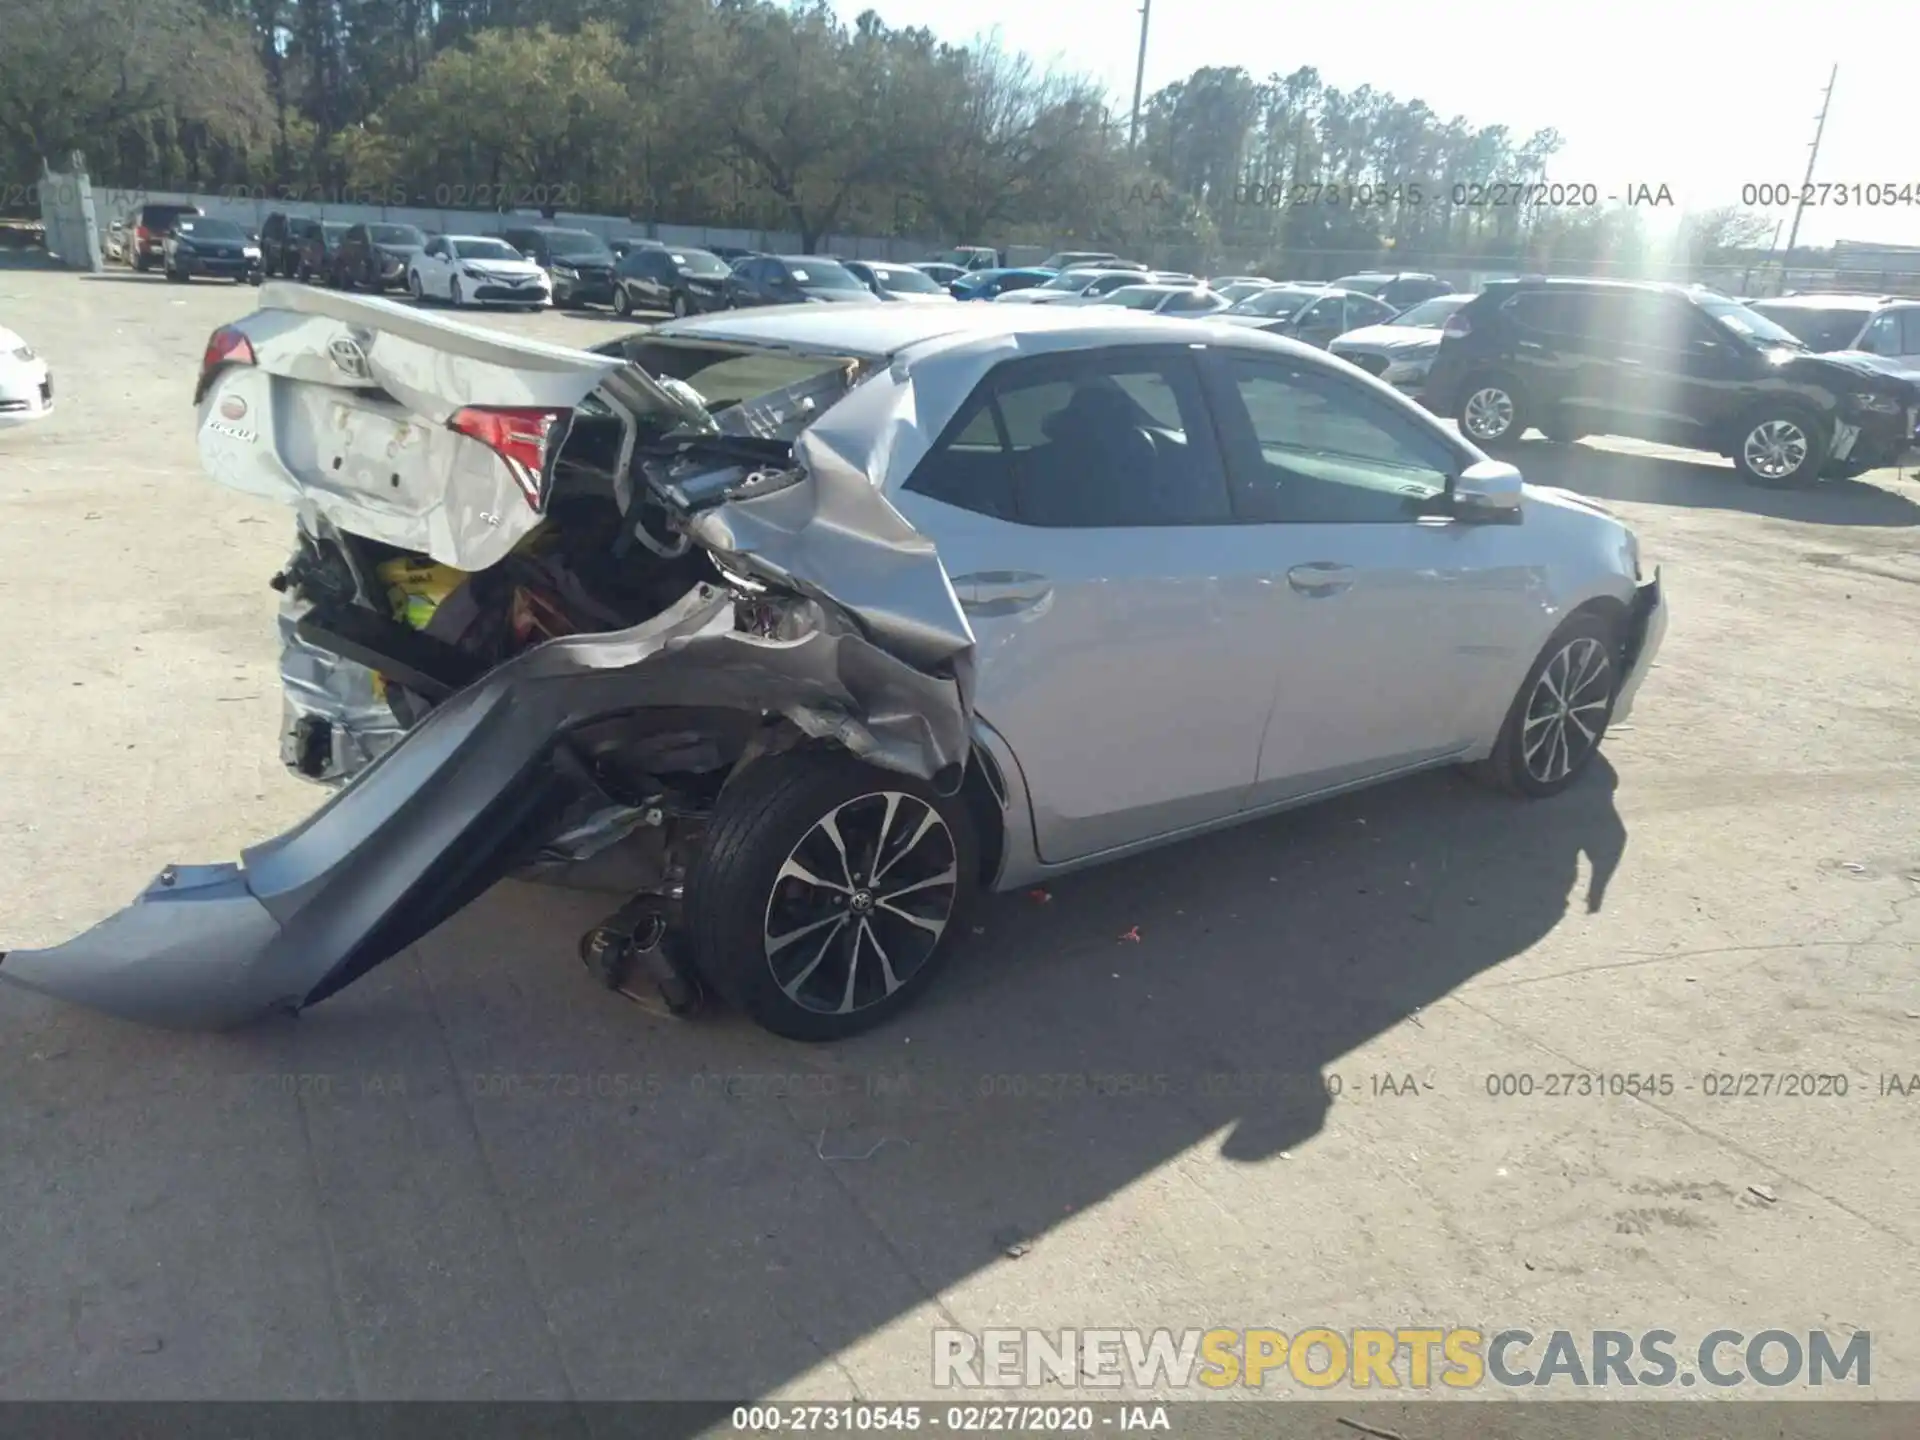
[1128,0,1152,152]
[1780,64,1837,279]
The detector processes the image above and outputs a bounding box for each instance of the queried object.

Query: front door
[1598,291,1735,447]
[891,345,1287,863]
[1200,348,1540,799]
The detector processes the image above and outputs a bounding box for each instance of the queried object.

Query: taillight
[195,325,256,403]
[448,407,573,511]
[1442,314,1472,338]
[135,224,150,242]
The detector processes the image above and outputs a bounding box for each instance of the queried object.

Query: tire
[671,291,690,319]
[449,277,463,308]
[1732,405,1828,488]
[165,267,187,283]
[686,751,978,1041]
[613,287,632,316]
[408,271,425,303]
[1465,609,1622,799]
[1455,372,1528,448]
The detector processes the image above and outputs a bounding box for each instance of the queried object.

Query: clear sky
[839,0,1914,250]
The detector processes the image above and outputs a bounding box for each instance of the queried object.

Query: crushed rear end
[1,286,975,1029]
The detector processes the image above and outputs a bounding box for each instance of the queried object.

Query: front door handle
[1286,562,1354,596]
[952,571,1053,615]
[1616,356,1643,366]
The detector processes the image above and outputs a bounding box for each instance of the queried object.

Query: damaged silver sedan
[1,288,1666,1040]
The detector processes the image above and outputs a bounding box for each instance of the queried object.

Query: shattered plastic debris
[1118,926,1141,942]
[1027,888,1051,903]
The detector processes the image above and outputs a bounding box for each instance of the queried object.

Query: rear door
[1603,292,1739,445]
[1501,289,1601,425]
[1292,294,1348,347]
[891,344,1287,861]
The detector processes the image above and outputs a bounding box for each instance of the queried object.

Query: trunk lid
[195,283,713,572]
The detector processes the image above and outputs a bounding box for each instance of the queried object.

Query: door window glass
[906,352,1231,527]
[1218,356,1457,523]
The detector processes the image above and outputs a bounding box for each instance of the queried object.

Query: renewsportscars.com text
[932,1327,1871,1390]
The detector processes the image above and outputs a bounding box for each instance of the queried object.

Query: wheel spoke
[875,806,939,884]
[877,899,946,934]
[861,918,904,996]
[878,864,957,904]
[781,917,848,1000]
[837,924,867,1013]
[767,910,845,954]
[776,857,849,894]
[816,809,856,887]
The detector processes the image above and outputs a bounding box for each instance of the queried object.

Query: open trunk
[2,286,976,1029]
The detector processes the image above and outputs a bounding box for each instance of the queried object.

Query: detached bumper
[1612,568,1666,727]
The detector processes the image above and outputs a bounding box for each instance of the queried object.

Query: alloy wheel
[763,791,958,1017]
[672,292,689,318]
[1521,636,1613,785]
[1463,386,1516,441]
[614,288,631,316]
[1742,419,1809,481]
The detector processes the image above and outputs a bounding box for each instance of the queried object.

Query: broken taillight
[447,406,573,512]
[195,326,257,403]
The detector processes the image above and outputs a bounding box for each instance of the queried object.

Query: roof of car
[1748,292,1896,310]
[649,298,1295,359]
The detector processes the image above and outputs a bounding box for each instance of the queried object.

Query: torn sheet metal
[0,581,971,1031]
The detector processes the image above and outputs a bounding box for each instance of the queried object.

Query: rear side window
[1901,309,1920,356]
[905,350,1232,528]
[1860,310,1903,357]
[1503,290,1595,338]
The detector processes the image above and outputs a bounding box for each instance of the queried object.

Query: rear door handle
[952,571,1053,615]
[1286,562,1354,596]
[1616,356,1642,366]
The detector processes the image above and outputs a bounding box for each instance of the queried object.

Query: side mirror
[1453,459,1524,513]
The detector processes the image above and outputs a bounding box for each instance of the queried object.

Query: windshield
[177,218,246,241]
[548,230,613,261]
[321,223,348,242]
[873,266,944,294]
[1696,295,1808,348]
[670,250,730,277]
[1743,303,1870,352]
[1106,288,1167,309]
[1390,295,1472,328]
[1039,270,1100,291]
[1228,288,1316,318]
[369,224,424,246]
[787,259,866,291]
[455,238,523,262]
[1331,275,1388,295]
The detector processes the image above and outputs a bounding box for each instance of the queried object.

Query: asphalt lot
[3,260,1919,1410]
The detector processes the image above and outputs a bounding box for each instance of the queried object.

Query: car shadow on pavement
[1512,438,1920,526]
[0,750,1630,1403]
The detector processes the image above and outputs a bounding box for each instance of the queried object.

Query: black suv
[257,212,299,276]
[1424,278,1920,486]
[330,222,428,291]
[1330,272,1453,308]
[498,225,617,308]
[289,218,349,283]
[128,202,203,272]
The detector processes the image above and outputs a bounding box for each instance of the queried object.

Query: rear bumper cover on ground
[0,584,974,1031]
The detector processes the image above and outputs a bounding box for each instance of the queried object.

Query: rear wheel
[1466,610,1620,799]
[1733,406,1827,488]
[613,286,632,316]
[449,277,464,308]
[1456,373,1528,448]
[672,291,690,318]
[408,271,425,303]
[686,751,977,1041]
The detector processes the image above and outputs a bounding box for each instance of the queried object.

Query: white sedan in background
[1093,284,1232,317]
[0,324,52,427]
[407,234,552,310]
